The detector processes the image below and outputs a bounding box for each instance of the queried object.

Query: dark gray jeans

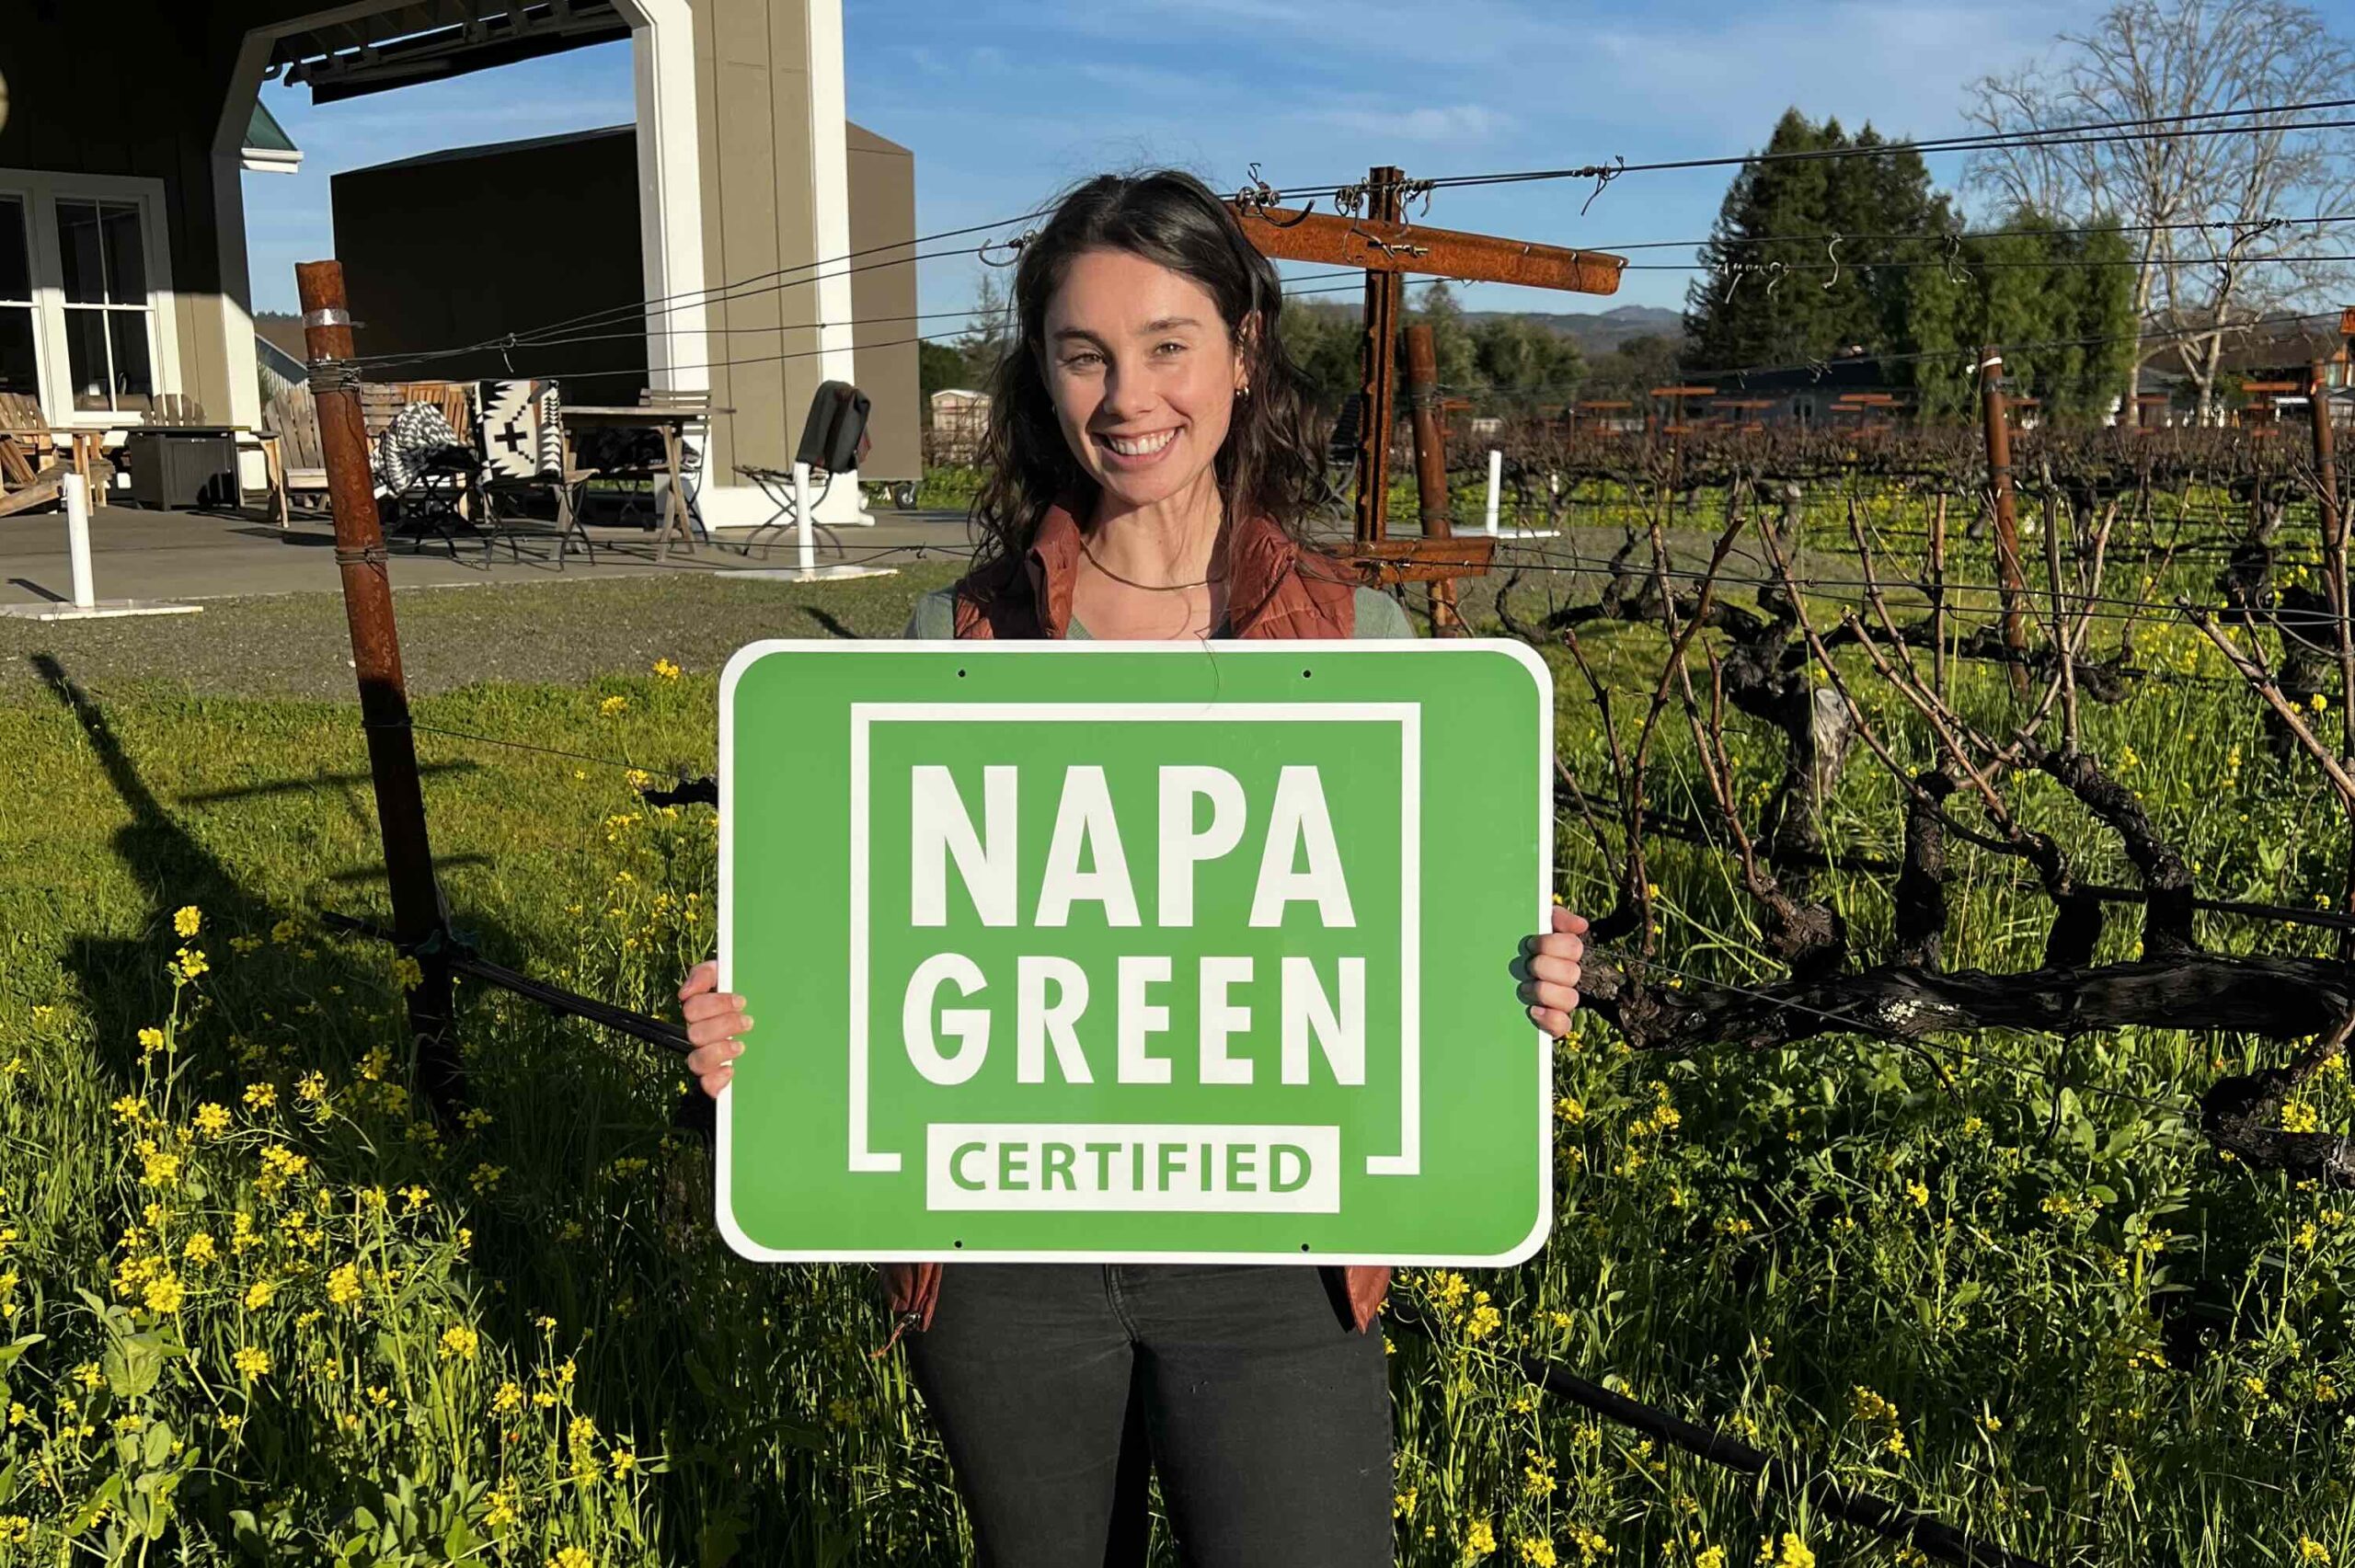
[902,1264,1394,1567]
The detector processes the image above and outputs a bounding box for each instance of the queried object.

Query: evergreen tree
[1684,109,1950,372]
[1905,212,2135,421]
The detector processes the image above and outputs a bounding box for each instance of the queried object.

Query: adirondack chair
[0,392,110,519]
[264,381,473,531]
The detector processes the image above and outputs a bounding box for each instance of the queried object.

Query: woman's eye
[1063,351,1103,370]
[1155,340,1187,356]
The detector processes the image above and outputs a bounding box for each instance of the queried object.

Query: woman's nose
[1098,359,1155,419]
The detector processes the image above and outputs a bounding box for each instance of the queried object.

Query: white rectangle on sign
[925,1124,1342,1213]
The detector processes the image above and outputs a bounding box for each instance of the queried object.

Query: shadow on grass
[31,653,912,1562]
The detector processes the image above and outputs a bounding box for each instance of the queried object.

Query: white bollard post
[1479,446,1559,541]
[793,460,817,576]
[0,470,201,620]
[63,474,96,609]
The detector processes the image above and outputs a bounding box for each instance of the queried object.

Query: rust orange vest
[948,499,1360,639]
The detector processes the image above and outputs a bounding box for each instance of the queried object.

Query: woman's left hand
[1520,905,1589,1037]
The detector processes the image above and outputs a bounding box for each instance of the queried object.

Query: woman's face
[1040,246,1246,515]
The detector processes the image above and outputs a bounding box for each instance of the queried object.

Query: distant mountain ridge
[1461,304,1683,353]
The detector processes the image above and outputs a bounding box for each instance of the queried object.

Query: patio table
[558,404,722,556]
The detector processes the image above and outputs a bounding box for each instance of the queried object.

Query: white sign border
[716,637,1556,1268]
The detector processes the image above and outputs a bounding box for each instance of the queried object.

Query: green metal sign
[717,639,1555,1265]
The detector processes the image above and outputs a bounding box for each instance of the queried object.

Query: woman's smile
[1096,427,1182,466]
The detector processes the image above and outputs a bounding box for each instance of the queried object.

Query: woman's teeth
[1102,429,1177,457]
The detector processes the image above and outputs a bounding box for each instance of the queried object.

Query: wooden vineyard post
[2313,350,2355,957]
[1653,385,1716,518]
[1227,168,1626,588]
[1403,324,1464,635]
[1977,349,2030,696]
[296,259,463,1108]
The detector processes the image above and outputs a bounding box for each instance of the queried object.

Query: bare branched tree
[1963,0,2355,421]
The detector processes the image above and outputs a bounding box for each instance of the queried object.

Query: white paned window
[55,200,155,414]
[0,170,178,426]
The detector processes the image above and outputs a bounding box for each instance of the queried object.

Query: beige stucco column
[666,0,874,532]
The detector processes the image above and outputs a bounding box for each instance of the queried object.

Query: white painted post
[63,474,96,609]
[0,473,201,621]
[794,461,817,575]
[1479,446,1560,541]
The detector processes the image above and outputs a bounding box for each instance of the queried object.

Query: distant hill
[1463,304,1683,354]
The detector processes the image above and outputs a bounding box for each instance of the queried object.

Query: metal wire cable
[1280,97,2355,200]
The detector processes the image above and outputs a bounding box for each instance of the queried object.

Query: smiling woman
[681,167,1591,1568]
[954,169,1344,644]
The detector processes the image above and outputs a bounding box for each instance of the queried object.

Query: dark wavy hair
[965,169,1329,578]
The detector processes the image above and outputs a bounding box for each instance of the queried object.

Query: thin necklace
[1078,534,1226,593]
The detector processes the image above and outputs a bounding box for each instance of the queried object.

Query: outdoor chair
[732,462,844,560]
[639,387,714,555]
[731,380,871,559]
[560,388,714,558]
[373,398,479,559]
[477,378,595,567]
[0,391,110,518]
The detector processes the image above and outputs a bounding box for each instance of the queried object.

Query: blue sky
[247,0,2149,329]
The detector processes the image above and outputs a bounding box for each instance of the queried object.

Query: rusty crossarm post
[296,259,463,1108]
[1230,174,1619,587]
[1403,324,1463,635]
[1978,349,2030,696]
[1232,207,1625,294]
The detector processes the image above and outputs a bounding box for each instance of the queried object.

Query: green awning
[242,100,302,173]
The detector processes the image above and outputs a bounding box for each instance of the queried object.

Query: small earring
[1237,382,1251,399]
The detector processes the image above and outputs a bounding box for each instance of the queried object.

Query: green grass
[0,512,2350,1564]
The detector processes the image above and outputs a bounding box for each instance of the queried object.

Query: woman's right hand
[680,959,752,1098]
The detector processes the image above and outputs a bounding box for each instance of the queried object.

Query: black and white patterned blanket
[478,380,565,480]
[373,402,472,495]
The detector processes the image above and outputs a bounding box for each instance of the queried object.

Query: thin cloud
[1315,103,1504,143]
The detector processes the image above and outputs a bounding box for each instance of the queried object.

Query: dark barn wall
[332,127,649,407]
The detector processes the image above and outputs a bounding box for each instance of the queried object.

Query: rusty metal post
[1353,166,1406,546]
[296,260,462,1107]
[1403,325,1463,635]
[1978,349,2029,696]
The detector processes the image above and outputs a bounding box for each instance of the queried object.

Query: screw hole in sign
[1302,668,1313,679]
[953,1239,964,1249]
[1299,1242,1311,1252]
[957,669,967,679]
